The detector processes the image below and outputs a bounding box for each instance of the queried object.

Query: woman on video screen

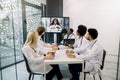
[48,18,62,32]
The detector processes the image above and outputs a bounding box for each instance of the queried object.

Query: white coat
[75,39,103,73]
[22,45,52,74]
[38,36,52,54]
[63,33,75,39]
[73,36,89,55]
[61,33,75,44]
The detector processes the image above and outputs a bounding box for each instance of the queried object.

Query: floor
[0,54,119,80]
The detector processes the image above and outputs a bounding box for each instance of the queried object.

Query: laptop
[63,39,75,45]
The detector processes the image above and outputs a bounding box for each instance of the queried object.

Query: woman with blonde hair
[22,30,54,74]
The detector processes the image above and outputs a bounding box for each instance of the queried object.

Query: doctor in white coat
[66,28,103,80]
[37,27,63,80]
[67,25,88,80]
[63,28,75,39]
[69,25,89,53]
[22,30,53,74]
[37,27,60,55]
[60,28,75,45]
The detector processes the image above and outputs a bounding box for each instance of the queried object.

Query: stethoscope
[90,40,97,50]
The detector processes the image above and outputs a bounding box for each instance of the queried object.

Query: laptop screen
[63,39,75,45]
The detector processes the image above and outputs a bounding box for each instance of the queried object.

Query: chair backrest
[100,50,106,70]
[23,54,32,73]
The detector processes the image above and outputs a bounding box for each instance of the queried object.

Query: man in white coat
[66,28,103,80]
[61,28,75,45]
[67,25,88,80]
[63,28,75,39]
[37,27,63,80]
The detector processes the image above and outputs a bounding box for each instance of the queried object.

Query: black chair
[84,50,106,80]
[23,54,43,80]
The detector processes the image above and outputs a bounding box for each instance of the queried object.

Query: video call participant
[66,28,103,80]
[64,28,75,39]
[22,30,53,75]
[37,27,63,80]
[61,28,75,45]
[48,18,62,32]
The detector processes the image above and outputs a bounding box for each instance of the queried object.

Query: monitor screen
[41,17,69,33]
[63,39,75,45]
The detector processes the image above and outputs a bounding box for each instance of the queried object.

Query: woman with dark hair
[51,18,60,25]
[48,18,62,32]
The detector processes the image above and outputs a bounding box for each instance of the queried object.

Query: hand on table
[66,50,75,58]
[63,43,74,49]
[68,44,74,49]
[44,53,54,60]
[52,45,59,50]
[63,42,69,46]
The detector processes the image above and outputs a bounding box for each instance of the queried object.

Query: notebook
[63,39,75,45]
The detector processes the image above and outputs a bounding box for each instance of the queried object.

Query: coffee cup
[48,51,55,56]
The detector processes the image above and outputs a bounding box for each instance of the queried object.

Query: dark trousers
[46,65,63,80]
[69,64,82,80]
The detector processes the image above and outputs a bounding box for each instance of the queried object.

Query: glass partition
[13,0,23,62]
[25,0,42,6]
[0,0,44,70]
[0,0,19,80]
[0,0,23,69]
[26,5,42,32]
[0,0,45,80]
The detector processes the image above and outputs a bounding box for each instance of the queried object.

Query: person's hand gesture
[66,50,75,58]
[52,45,59,50]
[68,44,74,49]
[44,53,54,60]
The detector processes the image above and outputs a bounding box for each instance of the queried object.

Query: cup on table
[48,51,56,57]
[52,45,59,50]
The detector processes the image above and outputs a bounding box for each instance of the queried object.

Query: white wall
[63,0,120,55]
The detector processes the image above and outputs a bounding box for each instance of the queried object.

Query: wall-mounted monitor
[41,17,70,33]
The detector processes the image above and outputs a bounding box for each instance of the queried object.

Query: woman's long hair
[24,30,38,48]
[50,18,60,25]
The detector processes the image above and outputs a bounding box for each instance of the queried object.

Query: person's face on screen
[54,19,57,25]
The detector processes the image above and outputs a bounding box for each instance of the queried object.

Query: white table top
[44,49,84,64]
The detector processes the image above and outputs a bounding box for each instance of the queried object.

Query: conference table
[44,46,84,80]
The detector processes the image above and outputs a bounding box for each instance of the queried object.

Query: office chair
[23,54,43,80]
[84,50,106,80]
